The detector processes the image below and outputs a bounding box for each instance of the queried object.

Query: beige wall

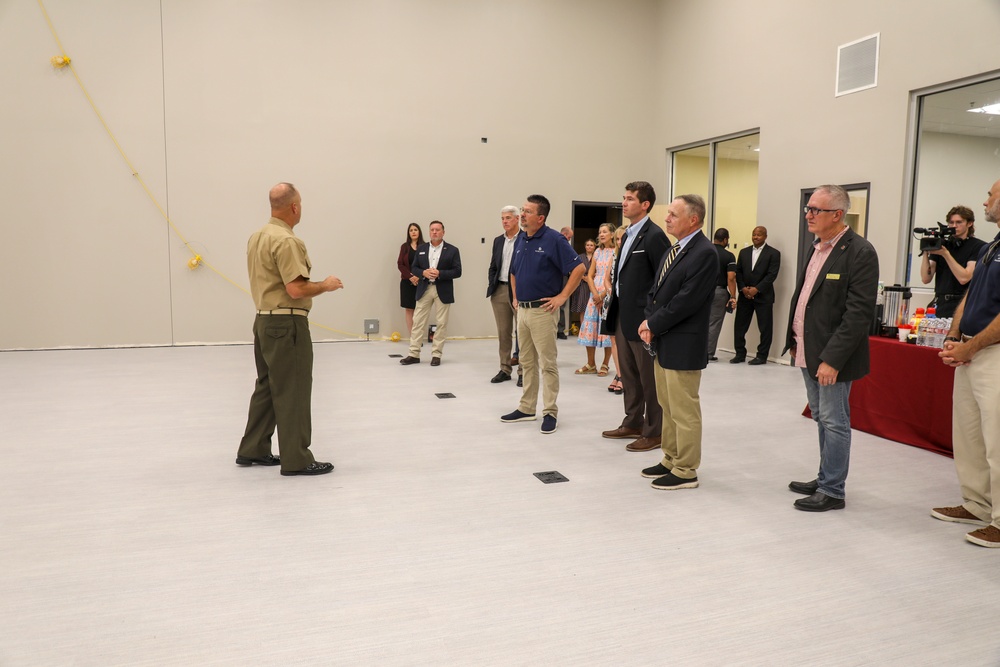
[0,0,663,349]
[6,0,1000,350]
[654,0,1000,358]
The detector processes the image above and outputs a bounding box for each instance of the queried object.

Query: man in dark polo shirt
[501,195,585,434]
[935,178,1000,548]
[707,227,737,362]
[920,205,986,318]
[236,183,342,477]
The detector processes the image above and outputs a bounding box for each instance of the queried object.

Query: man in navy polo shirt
[501,194,585,434]
[935,177,1000,548]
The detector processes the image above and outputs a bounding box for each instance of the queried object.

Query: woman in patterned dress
[569,239,596,330]
[575,223,616,376]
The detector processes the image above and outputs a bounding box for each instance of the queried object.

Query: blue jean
[801,368,853,499]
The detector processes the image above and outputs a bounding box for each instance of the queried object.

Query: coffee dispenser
[880,284,911,338]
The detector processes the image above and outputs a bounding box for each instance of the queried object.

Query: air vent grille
[836,33,879,97]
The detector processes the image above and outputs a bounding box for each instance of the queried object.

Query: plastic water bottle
[916,318,928,346]
[931,319,944,348]
[933,317,947,350]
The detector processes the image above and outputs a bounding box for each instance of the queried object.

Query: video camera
[913,222,957,254]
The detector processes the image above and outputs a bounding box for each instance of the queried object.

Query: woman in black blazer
[397,223,424,334]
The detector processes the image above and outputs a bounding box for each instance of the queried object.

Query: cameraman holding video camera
[920,205,986,318]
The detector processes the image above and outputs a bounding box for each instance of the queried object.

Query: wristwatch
[944,336,961,343]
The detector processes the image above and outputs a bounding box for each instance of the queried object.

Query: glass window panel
[672,144,710,212]
[713,134,759,250]
[907,78,1000,286]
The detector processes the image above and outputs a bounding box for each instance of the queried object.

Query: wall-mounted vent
[836,33,879,97]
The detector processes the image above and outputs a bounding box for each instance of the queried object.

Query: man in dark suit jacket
[486,205,522,383]
[400,220,462,366]
[784,185,878,512]
[638,194,718,490]
[732,226,781,364]
[601,181,670,452]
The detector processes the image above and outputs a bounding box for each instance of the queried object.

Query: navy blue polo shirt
[960,232,1000,337]
[510,224,583,301]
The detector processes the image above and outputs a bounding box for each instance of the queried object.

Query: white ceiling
[920,78,1000,138]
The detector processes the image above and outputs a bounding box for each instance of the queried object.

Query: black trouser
[931,294,961,319]
[733,296,773,360]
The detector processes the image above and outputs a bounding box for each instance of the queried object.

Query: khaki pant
[517,306,560,417]
[409,284,451,358]
[953,343,1000,528]
[653,364,703,479]
[490,284,516,374]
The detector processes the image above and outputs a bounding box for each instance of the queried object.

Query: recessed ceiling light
[967,103,1000,115]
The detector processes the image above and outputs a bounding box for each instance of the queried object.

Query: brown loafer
[625,436,661,452]
[602,426,642,439]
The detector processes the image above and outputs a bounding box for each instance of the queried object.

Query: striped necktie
[657,243,681,286]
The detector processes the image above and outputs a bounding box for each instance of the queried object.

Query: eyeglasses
[803,206,840,216]
[642,340,656,358]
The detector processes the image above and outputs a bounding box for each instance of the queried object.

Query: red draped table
[805,336,955,457]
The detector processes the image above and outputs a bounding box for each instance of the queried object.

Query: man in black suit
[784,185,878,512]
[732,226,781,365]
[487,205,522,383]
[601,181,670,452]
[638,194,718,490]
[400,220,462,366]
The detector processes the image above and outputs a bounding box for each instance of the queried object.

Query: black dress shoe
[280,461,334,476]
[516,375,523,387]
[491,370,511,383]
[793,491,845,512]
[430,357,441,366]
[557,332,568,340]
[748,357,767,366]
[399,356,420,365]
[789,479,819,495]
[729,356,746,364]
[235,454,280,467]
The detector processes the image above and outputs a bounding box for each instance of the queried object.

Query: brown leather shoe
[602,426,642,439]
[626,436,661,452]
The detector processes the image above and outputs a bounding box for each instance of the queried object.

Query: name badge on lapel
[826,273,840,280]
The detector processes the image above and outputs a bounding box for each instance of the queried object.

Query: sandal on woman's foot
[614,378,624,395]
[597,364,610,377]
[575,364,597,375]
[608,375,620,392]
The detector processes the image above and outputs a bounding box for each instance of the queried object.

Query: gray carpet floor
[2,338,998,666]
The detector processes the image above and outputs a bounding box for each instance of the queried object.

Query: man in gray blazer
[784,185,878,512]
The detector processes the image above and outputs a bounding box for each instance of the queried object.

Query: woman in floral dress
[575,223,616,376]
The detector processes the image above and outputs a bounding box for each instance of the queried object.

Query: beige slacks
[653,364,703,479]
[490,284,516,374]
[517,306,560,417]
[408,284,451,358]
[953,343,1000,528]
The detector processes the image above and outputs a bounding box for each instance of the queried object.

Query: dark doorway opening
[571,201,623,254]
